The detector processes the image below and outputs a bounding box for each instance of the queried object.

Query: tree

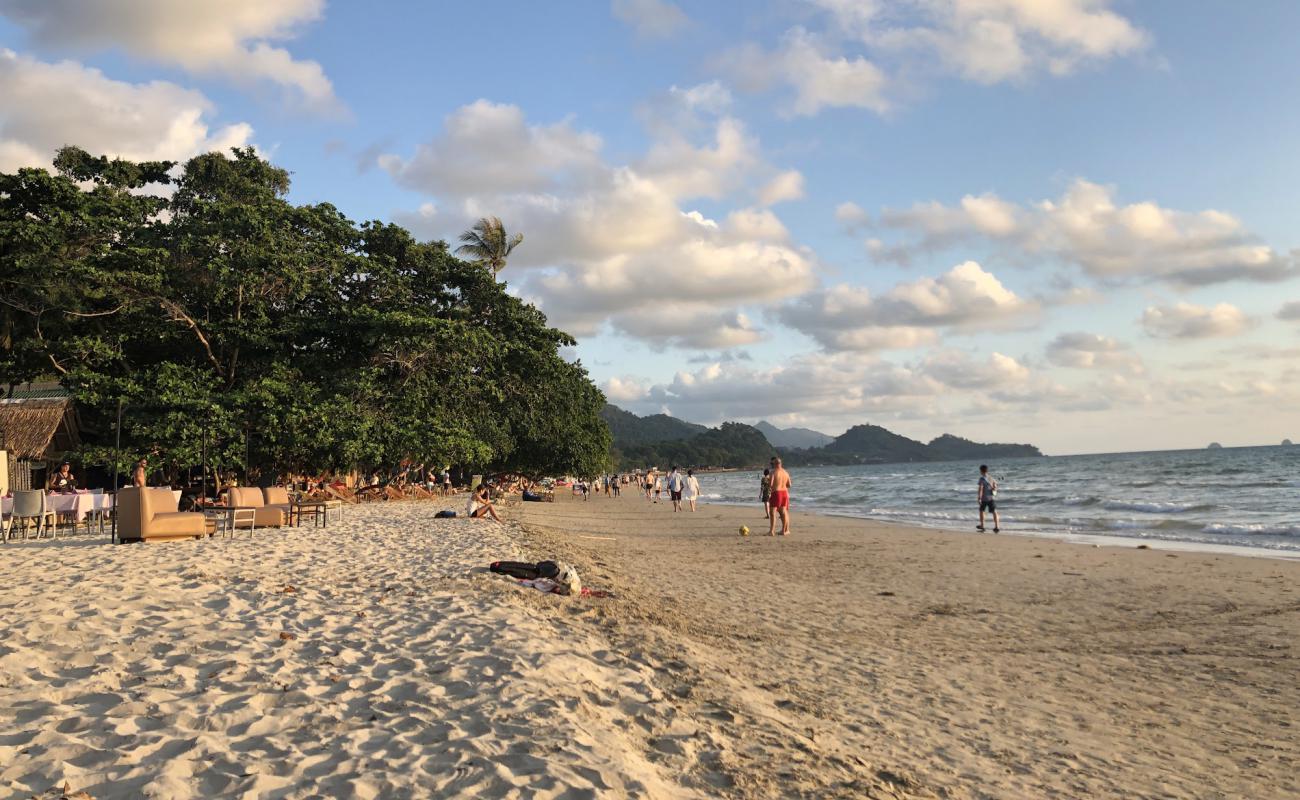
[455,216,523,278]
[2,147,609,484]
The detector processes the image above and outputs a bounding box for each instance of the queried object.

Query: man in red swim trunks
[767,456,792,536]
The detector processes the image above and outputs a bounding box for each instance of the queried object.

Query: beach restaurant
[0,382,82,493]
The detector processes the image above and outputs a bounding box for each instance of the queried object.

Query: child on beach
[760,468,772,520]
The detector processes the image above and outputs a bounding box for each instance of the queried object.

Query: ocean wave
[1202,523,1300,537]
[1063,496,1100,506]
[1102,500,1213,514]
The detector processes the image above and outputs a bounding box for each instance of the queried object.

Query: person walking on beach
[644,469,656,501]
[653,473,663,503]
[684,469,700,512]
[767,457,791,536]
[667,466,684,512]
[977,464,1000,533]
[759,468,772,520]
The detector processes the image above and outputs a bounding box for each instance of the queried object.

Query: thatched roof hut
[0,383,81,460]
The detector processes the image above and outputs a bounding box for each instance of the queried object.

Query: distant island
[1207,442,1224,449]
[602,405,1042,469]
[1283,439,1294,447]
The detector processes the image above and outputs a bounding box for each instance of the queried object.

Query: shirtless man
[767,456,792,536]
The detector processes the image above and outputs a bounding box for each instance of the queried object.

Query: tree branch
[157,297,225,377]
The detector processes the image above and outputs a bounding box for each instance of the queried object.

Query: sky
[1,0,1298,454]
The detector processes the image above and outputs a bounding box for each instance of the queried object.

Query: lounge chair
[116,487,206,543]
[228,487,285,528]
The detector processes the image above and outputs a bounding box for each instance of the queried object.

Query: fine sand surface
[518,492,1299,799]
[1,495,1296,799]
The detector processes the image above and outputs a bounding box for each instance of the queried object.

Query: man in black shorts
[977,464,1000,533]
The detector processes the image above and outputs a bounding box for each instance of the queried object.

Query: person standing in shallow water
[977,464,1000,533]
[767,457,791,536]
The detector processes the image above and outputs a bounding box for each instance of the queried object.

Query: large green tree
[0,147,609,483]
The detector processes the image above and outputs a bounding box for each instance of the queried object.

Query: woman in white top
[466,484,501,521]
[683,469,701,512]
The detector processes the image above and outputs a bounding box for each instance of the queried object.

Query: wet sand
[518,491,1300,799]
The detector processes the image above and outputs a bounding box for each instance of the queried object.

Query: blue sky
[2,0,1298,453]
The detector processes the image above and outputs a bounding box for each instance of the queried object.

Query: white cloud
[869,179,1297,286]
[919,349,1031,389]
[835,201,871,230]
[611,0,688,38]
[1045,332,1144,374]
[0,49,252,172]
[0,0,338,112]
[629,353,945,424]
[776,261,1038,352]
[1141,303,1252,339]
[722,0,1147,115]
[636,117,758,199]
[614,308,764,350]
[383,100,605,198]
[851,0,1149,84]
[382,101,817,349]
[603,376,650,403]
[668,81,732,113]
[1277,301,1300,321]
[721,28,890,116]
[758,169,806,206]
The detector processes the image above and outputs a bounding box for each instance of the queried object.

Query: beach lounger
[228,487,286,528]
[116,487,206,543]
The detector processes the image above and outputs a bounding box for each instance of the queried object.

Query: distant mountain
[786,425,1041,465]
[754,421,834,449]
[599,404,706,446]
[602,404,1041,468]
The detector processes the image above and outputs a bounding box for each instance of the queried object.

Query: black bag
[435,510,457,518]
[490,561,541,580]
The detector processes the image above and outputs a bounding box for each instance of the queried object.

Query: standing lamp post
[111,398,123,544]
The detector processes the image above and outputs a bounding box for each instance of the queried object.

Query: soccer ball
[739,525,750,536]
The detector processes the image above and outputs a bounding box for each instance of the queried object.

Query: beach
[2,495,1297,799]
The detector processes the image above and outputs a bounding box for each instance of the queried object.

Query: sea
[695,445,1300,555]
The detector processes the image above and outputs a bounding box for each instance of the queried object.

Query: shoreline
[695,498,1300,561]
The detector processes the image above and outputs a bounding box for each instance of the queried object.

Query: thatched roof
[0,392,78,460]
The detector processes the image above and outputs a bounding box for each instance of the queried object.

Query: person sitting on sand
[767,457,791,536]
[977,464,1000,533]
[467,484,501,521]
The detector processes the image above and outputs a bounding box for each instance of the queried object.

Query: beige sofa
[117,487,206,543]
[228,487,285,528]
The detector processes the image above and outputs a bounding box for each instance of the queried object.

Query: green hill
[614,422,775,470]
[599,404,707,446]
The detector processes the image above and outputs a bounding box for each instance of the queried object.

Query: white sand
[6,495,1297,799]
[0,503,700,799]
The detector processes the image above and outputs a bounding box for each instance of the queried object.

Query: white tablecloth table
[2,492,114,531]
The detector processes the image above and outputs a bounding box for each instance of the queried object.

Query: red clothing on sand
[768,489,789,509]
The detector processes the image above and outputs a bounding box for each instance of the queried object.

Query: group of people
[635,467,702,512]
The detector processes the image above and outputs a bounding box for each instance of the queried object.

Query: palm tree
[455,216,523,278]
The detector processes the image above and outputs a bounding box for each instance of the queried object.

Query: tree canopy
[0,147,610,482]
